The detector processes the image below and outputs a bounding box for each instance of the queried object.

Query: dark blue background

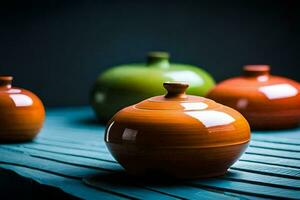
[0,0,299,106]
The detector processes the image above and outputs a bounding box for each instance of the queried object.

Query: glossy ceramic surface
[207,65,300,129]
[91,52,215,122]
[105,82,250,179]
[0,76,45,142]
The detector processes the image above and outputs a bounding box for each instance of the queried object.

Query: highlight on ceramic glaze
[0,76,45,142]
[91,52,215,122]
[185,110,235,128]
[105,82,250,179]
[207,65,300,129]
[258,84,298,100]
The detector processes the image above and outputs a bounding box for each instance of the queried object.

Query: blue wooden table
[1,107,300,199]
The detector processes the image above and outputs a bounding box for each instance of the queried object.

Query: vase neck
[147,52,170,69]
[243,65,270,77]
[0,76,13,89]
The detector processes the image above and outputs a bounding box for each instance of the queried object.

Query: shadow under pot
[91,51,215,122]
[0,76,45,142]
[105,82,250,179]
[207,65,300,130]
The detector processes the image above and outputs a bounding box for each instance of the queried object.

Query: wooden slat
[247,147,300,160]
[1,145,122,171]
[143,185,237,200]
[37,131,104,147]
[82,177,180,200]
[225,169,300,189]
[253,137,300,145]
[34,138,104,152]
[36,137,105,149]
[0,147,101,178]
[232,161,300,179]
[21,143,115,162]
[252,130,300,141]
[240,154,300,169]
[250,140,300,152]
[190,178,300,199]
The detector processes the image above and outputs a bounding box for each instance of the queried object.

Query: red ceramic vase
[207,65,300,130]
[0,76,45,142]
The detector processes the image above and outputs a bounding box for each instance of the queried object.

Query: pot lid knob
[243,65,270,77]
[0,76,13,88]
[163,82,188,99]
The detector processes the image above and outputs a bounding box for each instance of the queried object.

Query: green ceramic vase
[91,52,215,121]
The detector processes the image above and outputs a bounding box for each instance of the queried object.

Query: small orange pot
[0,76,45,142]
[207,65,300,130]
[105,82,250,179]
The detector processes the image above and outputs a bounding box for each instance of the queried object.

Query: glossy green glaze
[91,52,215,121]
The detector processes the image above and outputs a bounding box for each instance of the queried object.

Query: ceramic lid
[135,82,220,111]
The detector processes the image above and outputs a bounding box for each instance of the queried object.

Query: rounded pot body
[0,76,45,142]
[105,82,250,179]
[91,52,215,121]
[207,65,300,130]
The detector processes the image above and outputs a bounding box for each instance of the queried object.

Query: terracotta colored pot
[207,65,300,130]
[91,52,215,122]
[105,82,250,179]
[0,76,45,142]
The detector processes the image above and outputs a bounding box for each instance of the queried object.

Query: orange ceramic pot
[105,82,250,179]
[0,76,45,142]
[207,65,300,130]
